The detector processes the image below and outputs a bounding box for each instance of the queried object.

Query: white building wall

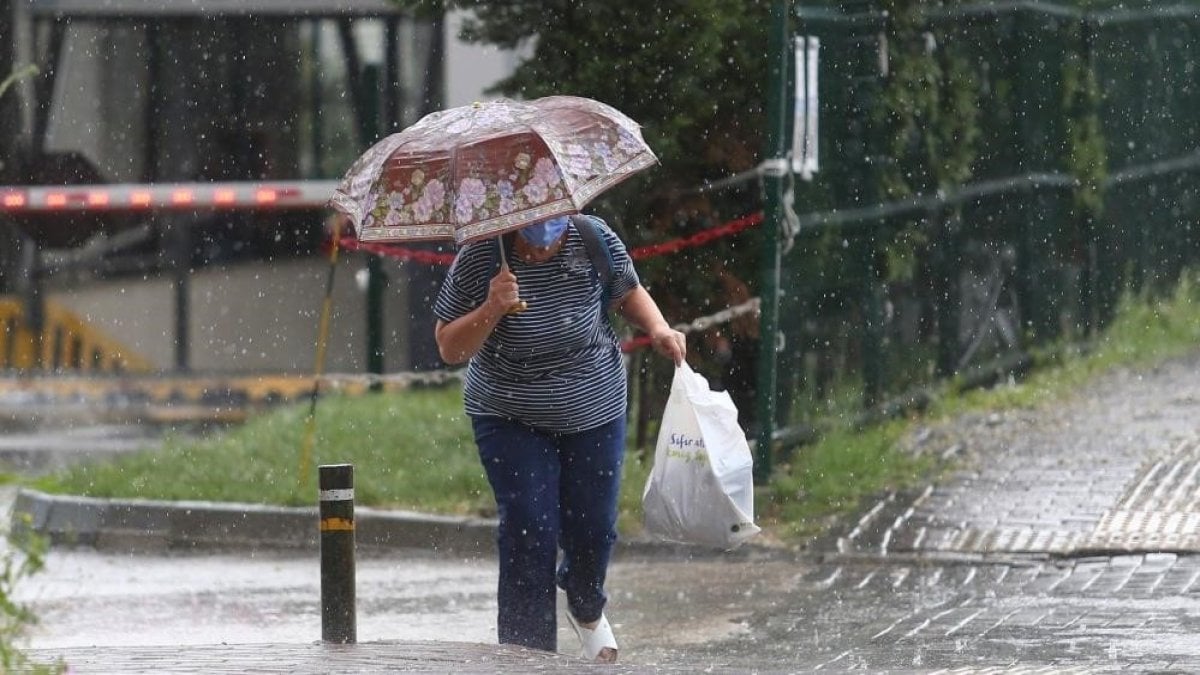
[443,10,528,108]
[23,9,524,377]
[51,252,412,374]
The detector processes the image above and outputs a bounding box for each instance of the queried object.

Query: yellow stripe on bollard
[319,517,355,532]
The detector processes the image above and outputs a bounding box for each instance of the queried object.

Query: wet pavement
[704,554,1200,672]
[7,351,1200,672]
[14,544,801,673]
[841,353,1200,559]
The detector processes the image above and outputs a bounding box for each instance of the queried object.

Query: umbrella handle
[497,236,528,314]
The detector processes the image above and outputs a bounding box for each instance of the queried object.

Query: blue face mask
[519,216,570,247]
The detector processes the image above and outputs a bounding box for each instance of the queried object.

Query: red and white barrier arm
[0,180,341,213]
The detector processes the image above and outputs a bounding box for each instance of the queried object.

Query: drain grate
[1085,439,1200,552]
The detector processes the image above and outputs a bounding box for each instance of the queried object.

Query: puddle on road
[16,548,809,657]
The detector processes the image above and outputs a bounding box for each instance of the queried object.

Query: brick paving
[841,356,1200,558]
[663,554,1200,672]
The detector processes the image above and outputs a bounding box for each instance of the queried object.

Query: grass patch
[35,386,490,514]
[763,421,933,540]
[34,383,658,532]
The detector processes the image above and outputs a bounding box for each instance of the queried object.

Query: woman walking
[434,214,684,663]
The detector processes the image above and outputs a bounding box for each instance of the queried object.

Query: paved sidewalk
[710,352,1200,672]
[839,353,1200,559]
[11,353,1200,672]
[721,552,1200,672]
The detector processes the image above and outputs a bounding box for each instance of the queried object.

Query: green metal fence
[756,1,1200,476]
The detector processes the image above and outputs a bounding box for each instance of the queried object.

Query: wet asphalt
[6,351,1200,672]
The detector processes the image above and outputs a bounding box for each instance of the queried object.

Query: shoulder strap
[571,214,614,290]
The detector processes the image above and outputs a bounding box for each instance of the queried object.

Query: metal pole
[366,254,386,390]
[19,239,43,368]
[0,0,16,175]
[1079,18,1114,329]
[308,21,324,177]
[360,63,386,387]
[933,208,959,378]
[407,16,448,371]
[754,0,790,484]
[860,234,885,405]
[168,216,190,373]
[319,463,356,644]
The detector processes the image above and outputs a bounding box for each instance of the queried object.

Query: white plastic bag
[642,363,761,549]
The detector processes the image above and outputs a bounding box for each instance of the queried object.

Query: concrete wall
[50,252,415,374]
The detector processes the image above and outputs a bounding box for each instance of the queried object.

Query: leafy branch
[0,518,62,674]
[0,64,39,101]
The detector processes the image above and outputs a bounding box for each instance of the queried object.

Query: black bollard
[319,463,356,644]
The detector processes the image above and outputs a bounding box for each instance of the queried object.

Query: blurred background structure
[0,0,523,377]
[0,1,1198,475]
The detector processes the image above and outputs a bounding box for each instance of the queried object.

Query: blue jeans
[471,414,625,652]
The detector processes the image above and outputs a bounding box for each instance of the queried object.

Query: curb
[11,489,794,561]
[12,488,497,557]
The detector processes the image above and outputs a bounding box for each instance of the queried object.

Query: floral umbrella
[329,96,657,245]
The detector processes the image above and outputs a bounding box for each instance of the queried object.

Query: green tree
[447,1,770,202]
[440,2,776,436]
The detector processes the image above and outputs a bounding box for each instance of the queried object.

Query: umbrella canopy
[330,96,657,246]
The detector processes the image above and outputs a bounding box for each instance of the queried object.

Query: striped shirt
[433,218,640,433]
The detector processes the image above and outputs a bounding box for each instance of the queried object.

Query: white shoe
[566,612,618,663]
